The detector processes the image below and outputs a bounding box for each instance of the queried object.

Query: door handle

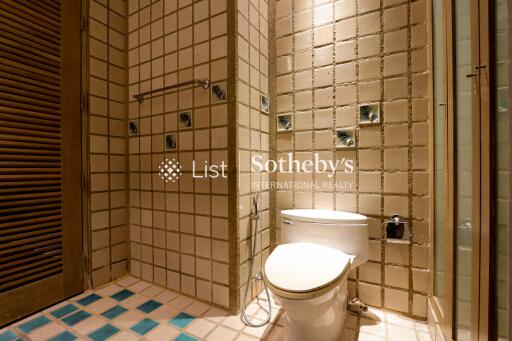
[282,220,296,226]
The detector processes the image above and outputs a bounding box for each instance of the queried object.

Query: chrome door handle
[282,220,295,226]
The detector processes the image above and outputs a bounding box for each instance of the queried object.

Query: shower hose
[240,197,272,327]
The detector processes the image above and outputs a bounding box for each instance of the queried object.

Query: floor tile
[87,324,120,341]
[122,294,148,309]
[108,330,139,341]
[154,290,179,303]
[184,318,216,338]
[73,315,105,336]
[116,276,139,287]
[111,289,134,302]
[87,297,118,314]
[48,331,77,341]
[112,310,145,329]
[18,315,50,333]
[95,284,123,297]
[0,277,434,341]
[27,322,65,340]
[137,299,163,313]
[76,294,102,307]
[51,304,79,319]
[206,325,238,341]
[130,317,159,335]
[101,305,128,320]
[128,281,152,292]
[62,310,91,326]
[144,324,180,341]
[174,333,198,341]
[184,301,210,317]
[168,296,194,310]
[170,312,196,329]
[0,330,17,341]
[141,285,165,297]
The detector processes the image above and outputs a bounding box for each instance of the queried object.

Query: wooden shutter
[0,0,83,325]
[0,0,64,293]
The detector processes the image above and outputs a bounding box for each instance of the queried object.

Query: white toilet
[262,209,369,341]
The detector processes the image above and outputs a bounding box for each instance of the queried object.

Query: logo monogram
[159,159,182,183]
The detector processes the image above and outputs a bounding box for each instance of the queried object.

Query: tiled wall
[88,0,130,288]
[272,0,430,318]
[235,0,271,304]
[126,0,232,309]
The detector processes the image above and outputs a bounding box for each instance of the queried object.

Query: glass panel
[495,0,509,339]
[432,0,445,310]
[454,1,472,340]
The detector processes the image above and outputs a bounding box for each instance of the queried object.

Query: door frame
[429,0,498,340]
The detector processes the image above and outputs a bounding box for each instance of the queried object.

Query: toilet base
[277,280,348,341]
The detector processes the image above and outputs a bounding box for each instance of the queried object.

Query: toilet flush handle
[282,220,296,226]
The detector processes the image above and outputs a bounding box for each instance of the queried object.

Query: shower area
[0,0,510,340]
[430,0,510,340]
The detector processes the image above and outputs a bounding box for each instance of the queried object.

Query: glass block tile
[50,304,79,319]
[76,294,102,306]
[48,331,77,341]
[101,306,128,320]
[169,313,195,329]
[130,318,159,336]
[0,330,17,341]
[137,300,162,314]
[18,316,50,333]
[88,324,120,341]
[62,310,91,326]
[111,289,134,302]
[174,333,198,341]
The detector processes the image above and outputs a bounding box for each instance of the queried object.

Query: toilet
[262,209,369,341]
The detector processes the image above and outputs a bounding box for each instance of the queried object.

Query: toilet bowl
[262,209,368,341]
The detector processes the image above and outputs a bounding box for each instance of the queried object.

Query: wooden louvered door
[0,0,83,326]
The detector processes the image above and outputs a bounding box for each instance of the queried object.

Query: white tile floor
[0,276,432,341]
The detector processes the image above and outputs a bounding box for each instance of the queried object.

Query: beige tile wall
[236,0,271,305]
[272,0,430,318]
[88,0,130,288]
[126,0,232,309]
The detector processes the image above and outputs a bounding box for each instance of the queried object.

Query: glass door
[454,0,474,339]
[494,0,509,339]
[433,0,446,313]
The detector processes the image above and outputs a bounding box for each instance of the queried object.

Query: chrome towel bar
[133,79,210,103]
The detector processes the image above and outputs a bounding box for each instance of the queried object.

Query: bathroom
[0,0,510,340]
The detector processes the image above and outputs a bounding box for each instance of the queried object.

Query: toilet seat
[263,243,352,300]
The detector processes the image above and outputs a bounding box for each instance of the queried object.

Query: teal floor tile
[48,331,76,341]
[50,304,79,319]
[0,330,17,341]
[18,316,50,333]
[88,324,119,341]
[62,310,91,326]
[76,294,101,306]
[169,312,195,329]
[130,318,159,336]
[110,289,134,302]
[137,300,162,314]
[101,306,128,320]
[174,333,198,341]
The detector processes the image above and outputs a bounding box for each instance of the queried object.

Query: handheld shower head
[250,194,260,220]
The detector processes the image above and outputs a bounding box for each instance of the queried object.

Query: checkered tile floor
[0,276,431,341]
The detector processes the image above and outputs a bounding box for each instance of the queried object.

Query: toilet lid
[264,243,352,293]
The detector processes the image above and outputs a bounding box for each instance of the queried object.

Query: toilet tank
[280,209,369,268]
